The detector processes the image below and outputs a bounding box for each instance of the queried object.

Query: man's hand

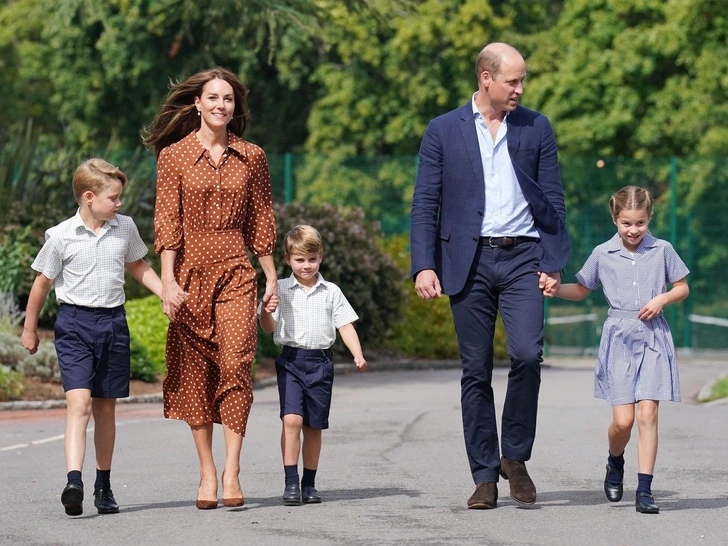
[538,271,561,298]
[414,269,442,300]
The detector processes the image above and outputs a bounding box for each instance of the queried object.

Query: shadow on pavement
[119,487,423,513]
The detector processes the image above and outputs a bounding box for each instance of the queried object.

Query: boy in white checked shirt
[21,159,183,517]
[259,224,366,506]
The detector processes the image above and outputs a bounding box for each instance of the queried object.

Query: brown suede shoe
[499,457,536,505]
[467,482,498,509]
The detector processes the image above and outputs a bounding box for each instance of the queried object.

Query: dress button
[473,237,477,242]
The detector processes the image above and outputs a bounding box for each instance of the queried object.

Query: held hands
[261,280,279,313]
[538,271,561,298]
[262,293,279,313]
[354,355,367,373]
[638,294,666,320]
[415,269,442,300]
[161,280,189,322]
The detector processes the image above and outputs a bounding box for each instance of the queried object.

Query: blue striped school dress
[576,233,689,405]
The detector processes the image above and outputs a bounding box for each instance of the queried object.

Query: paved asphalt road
[1,358,726,546]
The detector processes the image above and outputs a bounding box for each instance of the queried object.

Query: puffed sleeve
[663,242,690,283]
[154,147,183,253]
[242,145,276,257]
[575,248,601,290]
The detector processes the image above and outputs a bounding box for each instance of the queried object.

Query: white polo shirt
[31,210,149,308]
[262,273,359,350]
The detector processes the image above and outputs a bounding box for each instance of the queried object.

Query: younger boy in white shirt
[259,224,366,505]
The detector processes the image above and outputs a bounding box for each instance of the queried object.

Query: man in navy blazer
[410,43,570,509]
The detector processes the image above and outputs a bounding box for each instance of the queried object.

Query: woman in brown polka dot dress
[144,67,279,510]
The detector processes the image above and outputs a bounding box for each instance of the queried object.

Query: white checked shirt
[261,273,359,350]
[32,211,149,307]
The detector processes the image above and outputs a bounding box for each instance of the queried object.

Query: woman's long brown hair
[142,67,249,157]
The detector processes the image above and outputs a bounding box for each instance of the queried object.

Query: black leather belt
[480,236,540,248]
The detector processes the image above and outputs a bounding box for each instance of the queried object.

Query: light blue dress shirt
[472,93,539,238]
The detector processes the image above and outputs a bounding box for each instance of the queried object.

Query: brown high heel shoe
[221,471,244,507]
[196,479,218,510]
[195,498,218,510]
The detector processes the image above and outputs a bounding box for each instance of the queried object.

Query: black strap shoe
[302,485,321,504]
[604,464,624,502]
[282,483,301,506]
[635,491,660,514]
[94,488,120,514]
[61,483,84,516]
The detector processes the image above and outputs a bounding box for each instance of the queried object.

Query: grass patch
[704,375,728,402]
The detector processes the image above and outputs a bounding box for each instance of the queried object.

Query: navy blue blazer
[410,102,570,296]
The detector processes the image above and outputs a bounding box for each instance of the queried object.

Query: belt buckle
[488,236,499,248]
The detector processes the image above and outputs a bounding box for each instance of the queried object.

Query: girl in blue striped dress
[555,186,689,514]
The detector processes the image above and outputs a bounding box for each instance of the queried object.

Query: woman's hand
[161,279,187,321]
[261,279,279,313]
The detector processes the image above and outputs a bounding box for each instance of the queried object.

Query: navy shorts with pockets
[54,304,131,398]
[275,346,334,429]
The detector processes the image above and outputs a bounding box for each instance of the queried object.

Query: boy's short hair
[72,158,128,205]
[284,225,323,256]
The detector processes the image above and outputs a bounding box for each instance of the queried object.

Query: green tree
[0,0,362,151]
[304,0,562,155]
[525,0,728,159]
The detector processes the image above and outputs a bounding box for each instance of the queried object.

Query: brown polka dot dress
[154,131,276,435]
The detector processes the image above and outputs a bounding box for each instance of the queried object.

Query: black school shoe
[604,464,624,502]
[94,488,120,514]
[61,483,84,516]
[282,483,301,506]
[301,485,321,504]
[635,491,659,514]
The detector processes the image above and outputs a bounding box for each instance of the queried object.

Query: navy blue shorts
[54,304,131,398]
[275,346,334,430]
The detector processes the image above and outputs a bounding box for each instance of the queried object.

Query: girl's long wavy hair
[142,67,249,157]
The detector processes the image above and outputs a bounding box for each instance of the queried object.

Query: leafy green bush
[1,202,67,323]
[0,365,26,402]
[125,295,168,376]
[257,203,406,356]
[129,341,157,383]
[0,293,60,384]
[15,338,61,383]
[380,234,508,360]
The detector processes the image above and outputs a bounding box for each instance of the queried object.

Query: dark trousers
[450,240,544,484]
